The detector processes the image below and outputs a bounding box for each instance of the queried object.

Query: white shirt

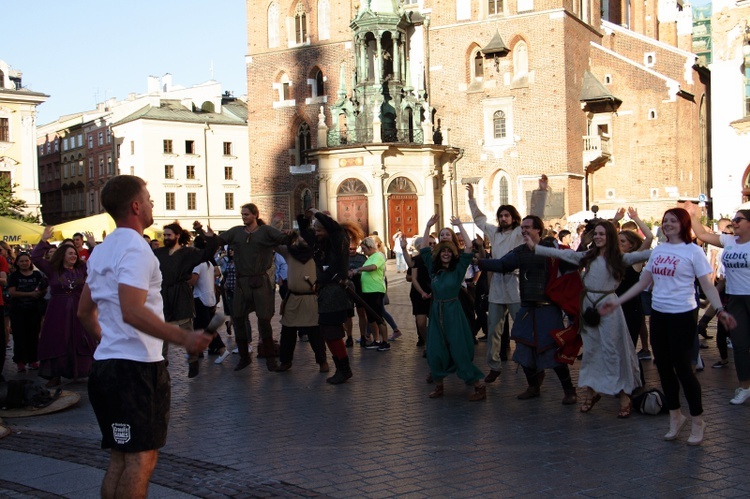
[193,262,217,307]
[468,198,522,304]
[87,228,165,362]
[720,234,750,295]
[393,235,404,254]
[644,242,712,314]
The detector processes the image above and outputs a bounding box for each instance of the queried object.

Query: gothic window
[295,3,307,45]
[296,122,311,165]
[268,2,280,48]
[493,110,506,139]
[488,0,503,15]
[318,0,330,40]
[314,69,324,97]
[337,178,368,195]
[302,188,313,211]
[472,50,484,82]
[498,176,509,205]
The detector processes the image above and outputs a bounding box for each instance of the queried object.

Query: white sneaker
[727,338,734,349]
[215,350,231,364]
[695,355,704,372]
[730,387,750,405]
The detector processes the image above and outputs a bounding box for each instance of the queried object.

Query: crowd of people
[0,173,748,497]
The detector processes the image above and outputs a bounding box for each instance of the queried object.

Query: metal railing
[327,127,423,147]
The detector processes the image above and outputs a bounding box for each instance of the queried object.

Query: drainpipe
[451,147,464,215]
[203,123,212,226]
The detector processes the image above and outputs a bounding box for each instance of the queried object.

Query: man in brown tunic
[218,203,291,371]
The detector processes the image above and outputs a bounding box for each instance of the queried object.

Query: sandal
[617,402,632,419]
[580,393,601,413]
[428,384,444,398]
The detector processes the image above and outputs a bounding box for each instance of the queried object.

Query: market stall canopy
[0,216,45,245]
[52,213,162,241]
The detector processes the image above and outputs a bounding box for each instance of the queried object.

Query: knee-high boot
[326,356,353,385]
[554,365,577,405]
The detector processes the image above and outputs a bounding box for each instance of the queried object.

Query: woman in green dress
[421,214,486,401]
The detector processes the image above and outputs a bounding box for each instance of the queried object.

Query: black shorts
[88,359,171,452]
[362,292,385,323]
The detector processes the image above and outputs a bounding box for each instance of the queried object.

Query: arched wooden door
[336,178,369,236]
[387,177,418,245]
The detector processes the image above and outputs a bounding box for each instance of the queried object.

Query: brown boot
[262,337,278,371]
[234,338,251,371]
[318,361,330,373]
[469,384,487,401]
[517,385,540,399]
[429,383,444,398]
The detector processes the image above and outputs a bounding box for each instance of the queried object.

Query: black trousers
[650,308,702,416]
[10,307,41,364]
[279,325,327,364]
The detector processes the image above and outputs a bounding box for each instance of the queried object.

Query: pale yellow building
[0,59,48,217]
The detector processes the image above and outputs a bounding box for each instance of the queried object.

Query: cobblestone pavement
[2,259,750,498]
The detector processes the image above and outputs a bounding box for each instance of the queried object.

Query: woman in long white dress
[527,220,650,417]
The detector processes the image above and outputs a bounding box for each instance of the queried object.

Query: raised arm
[599,271,654,316]
[31,226,55,277]
[684,201,721,247]
[400,236,414,268]
[466,183,495,234]
[451,215,473,254]
[627,207,654,250]
[421,214,439,248]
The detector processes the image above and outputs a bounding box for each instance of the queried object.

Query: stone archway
[336,178,369,235]
[387,176,418,244]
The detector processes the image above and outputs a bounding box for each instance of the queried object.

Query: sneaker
[215,350,231,365]
[637,349,652,360]
[365,341,381,350]
[728,338,734,349]
[712,360,729,369]
[730,387,750,405]
[377,342,391,351]
[232,347,239,354]
[696,355,704,372]
[388,330,402,341]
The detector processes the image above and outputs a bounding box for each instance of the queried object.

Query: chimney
[161,73,173,93]
[147,76,160,94]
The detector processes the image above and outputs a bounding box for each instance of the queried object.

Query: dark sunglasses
[732,217,747,224]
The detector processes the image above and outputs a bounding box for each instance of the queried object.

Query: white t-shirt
[644,242,712,314]
[87,227,165,362]
[193,262,217,307]
[720,234,750,295]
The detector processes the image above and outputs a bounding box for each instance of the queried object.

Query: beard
[163,238,177,249]
[499,220,511,231]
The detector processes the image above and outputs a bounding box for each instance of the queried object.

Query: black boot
[554,365,576,405]
[188,359,199,378]
[326,356,353,385]
[234,338,251,371]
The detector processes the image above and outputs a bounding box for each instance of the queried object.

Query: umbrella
[52,213,162,241]
[0,216,45,246]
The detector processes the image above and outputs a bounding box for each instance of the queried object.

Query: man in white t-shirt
[78,175,212,499]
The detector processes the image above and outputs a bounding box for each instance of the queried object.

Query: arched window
[268,2,280,48]
[513,41,528,80]
[473,50,484,82]
[295,2,307,45]
[296,122,311,165]
[315,69,325,97]
[493,110,506,139]
[337,178,368,195]
[280,73,291,100]
[498,176,509,205]
[318,0,330,40]
[302,188,313,211]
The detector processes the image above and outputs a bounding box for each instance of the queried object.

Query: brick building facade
[246,0,708,237]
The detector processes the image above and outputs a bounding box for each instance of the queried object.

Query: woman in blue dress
[420,214,486,401]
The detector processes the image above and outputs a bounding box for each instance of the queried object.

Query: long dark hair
[431,241,459,274]
[164,222,192,246]
[241,203,266,226]
[579,220,626,282]
[663,208,692,244]
[496,204,521,229]
[49,243,85,273]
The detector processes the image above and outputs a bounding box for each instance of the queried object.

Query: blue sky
[2,1,248,126]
